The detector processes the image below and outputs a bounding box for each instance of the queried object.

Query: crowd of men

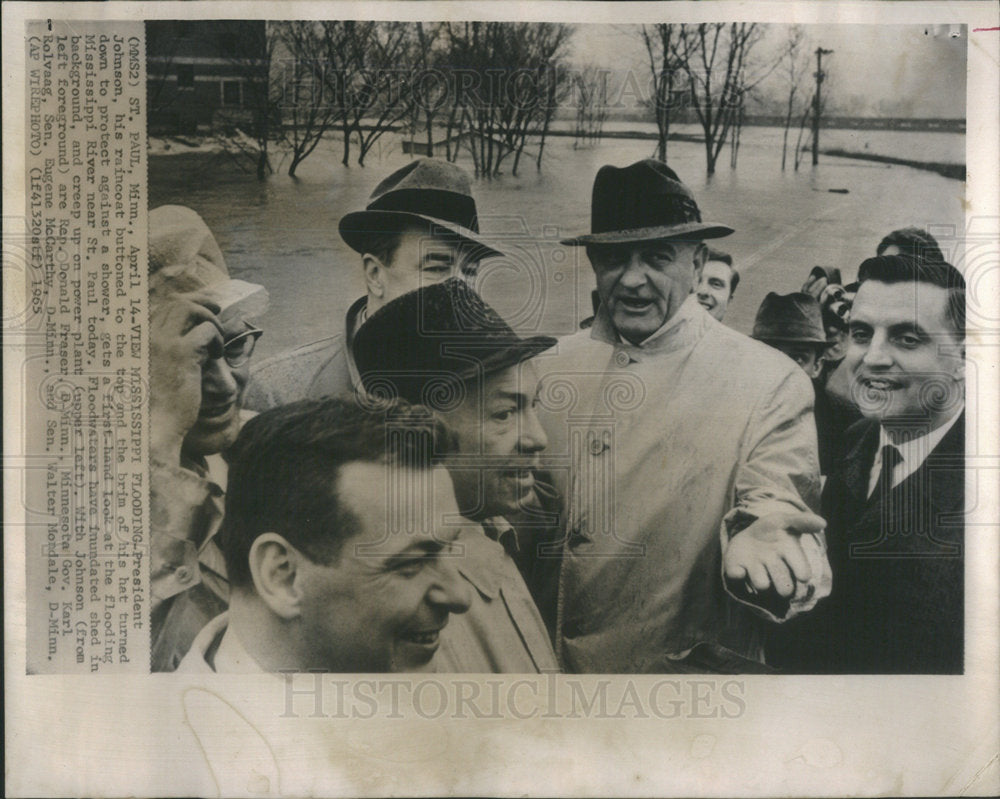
[150,156,966,675]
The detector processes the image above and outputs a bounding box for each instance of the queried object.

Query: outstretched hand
[723,511,826,599]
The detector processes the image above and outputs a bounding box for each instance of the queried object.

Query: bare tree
[344,22,415,166]
[673,23,768,176]
[793,91,815,171]
[408,22,449,157]
[573,64,611,148]
[274,22,343,178]
[779,26,810,171]
[640,24,680,162]
[527,24,574,173]
[441,22,572,177]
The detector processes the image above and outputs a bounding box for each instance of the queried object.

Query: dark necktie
[871,443,902,501]
[853,443,906,556]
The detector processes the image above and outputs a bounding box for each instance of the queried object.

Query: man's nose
[202,355,239,397]
[619,251,647,288]
[861,332,893,368]
[428,558,472,615]
[518,407,548,454]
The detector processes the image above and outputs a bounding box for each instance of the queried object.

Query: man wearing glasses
[147,205,268,671]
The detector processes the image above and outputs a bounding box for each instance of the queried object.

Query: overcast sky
[570,23,967,118]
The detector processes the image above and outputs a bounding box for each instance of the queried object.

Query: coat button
[175,566,192,584]
[614,350,630,367]
[589,436,606,455]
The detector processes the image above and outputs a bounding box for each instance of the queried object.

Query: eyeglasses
[207,325,264,368]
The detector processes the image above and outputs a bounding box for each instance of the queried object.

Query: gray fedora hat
[751,292,827,345]
[339,159,504,259]
[561,159,734,246]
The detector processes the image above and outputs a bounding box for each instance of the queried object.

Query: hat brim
[446,335,558,382]
[357,335,557,407]
[561,222,734,246]
[340,210,504,260]
[754,335,829,346]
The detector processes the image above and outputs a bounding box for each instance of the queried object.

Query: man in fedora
[539,159,831,673]
[352,278,561,671]
[751,292,829,380]
[751,291,846,473]
[244,158,503,409]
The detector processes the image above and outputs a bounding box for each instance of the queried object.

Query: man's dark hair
[705,247,732,267]
[706,247,739,294]
[876,227,946,263]
[217,397,452,588]
[363,229,407,267]
[857,254,965,339]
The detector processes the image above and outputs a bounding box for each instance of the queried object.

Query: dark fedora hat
[751,292,827,345]
[561,159,733,246]
[339,159,503,259]
[353,278,556,409]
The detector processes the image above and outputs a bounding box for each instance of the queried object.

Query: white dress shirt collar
[868,406,963,497]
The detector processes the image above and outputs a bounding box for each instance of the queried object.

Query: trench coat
[537,296,829,673]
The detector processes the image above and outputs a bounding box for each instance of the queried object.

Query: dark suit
[768,412,964,673]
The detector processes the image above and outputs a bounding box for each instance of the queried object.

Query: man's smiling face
[846,278,964,430]
[445,362,548,521]
[695,258,735,321]
[295,462,472,672]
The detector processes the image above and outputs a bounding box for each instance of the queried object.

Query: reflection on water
[149,129,965,362]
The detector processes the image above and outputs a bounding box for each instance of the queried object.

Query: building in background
[147,21,269,135]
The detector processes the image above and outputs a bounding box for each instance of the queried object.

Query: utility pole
[812,47,833,166]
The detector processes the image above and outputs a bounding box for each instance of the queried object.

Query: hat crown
[752,292,827,343]
[353,279,555,407]
[148,205,229,300]
[368,158,473,204]
[339,159,499,256]
[592,159,702,235]
[365,159,478,233]
[560,159,733,245]
[359,278,517,347]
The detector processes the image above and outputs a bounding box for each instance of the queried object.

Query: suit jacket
[768,412,965,673]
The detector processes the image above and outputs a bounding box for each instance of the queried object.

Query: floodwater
[559,121,966,165]
[148,127,966,362]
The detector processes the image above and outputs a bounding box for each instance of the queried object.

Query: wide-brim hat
[561,159,733,246]
[353,278,555,409]
[148,205,269,320]
[339,159,504,260]
[149,205,230,299]
[751,291,827,345]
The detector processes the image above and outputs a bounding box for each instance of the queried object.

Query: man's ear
[807,355,824,381]
[248,533,303,620]
[692,243,708,276]
[362,253,386,301]
[952,347,966,383]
